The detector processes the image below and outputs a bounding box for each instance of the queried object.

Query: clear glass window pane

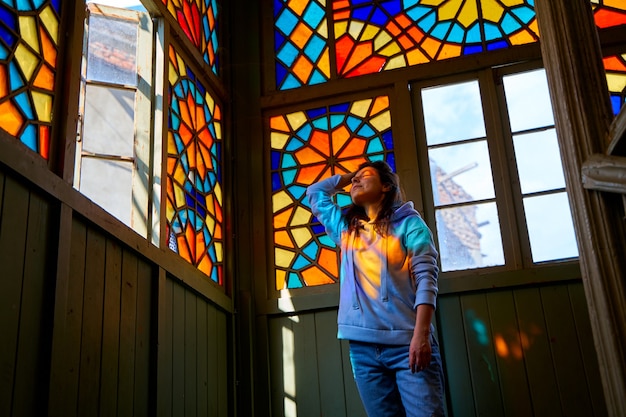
[83,85,135,156]
[513,129,566,194]
[422,80,486,146]
[80,158,133,226]
[503,69,554,132]
[435,202,505,272]
[523,192,579,262]
[87,13,138,85]
[429,140,496,204]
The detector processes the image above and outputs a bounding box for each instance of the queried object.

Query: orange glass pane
[275,230,294,247]
[274,208,293,229]
[318,247,339,277]
[271,116,291,132]
[0,102,24,136]
[302,266,335,286]
[296,164,327,184]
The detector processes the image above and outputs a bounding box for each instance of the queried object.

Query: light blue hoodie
[307,174,439,345]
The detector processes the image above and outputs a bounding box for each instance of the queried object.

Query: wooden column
[534,1,626,415]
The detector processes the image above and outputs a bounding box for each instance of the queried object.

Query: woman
[306,160,445,417]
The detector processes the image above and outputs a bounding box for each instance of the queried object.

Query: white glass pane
[503,69,555,132]
[83,85,135,156]
[422,80,486,146]
[436,202,505,272]
[513,129,566,194]
[80,158,133,226]
[429,140,495,205]
[524,193,579,263]
[87,13,137,85]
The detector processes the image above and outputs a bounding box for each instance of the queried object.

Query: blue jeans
[349,337,445,417]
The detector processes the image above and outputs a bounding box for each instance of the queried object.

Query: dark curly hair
[344,160,404,236]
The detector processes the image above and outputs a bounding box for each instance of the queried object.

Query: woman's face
[350,166,389,206]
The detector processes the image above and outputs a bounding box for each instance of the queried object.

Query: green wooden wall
[0,161,232,417]
[266,282,607,417]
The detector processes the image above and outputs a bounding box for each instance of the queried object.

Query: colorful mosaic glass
[274,0,331,90]
[0,0,61,159]
[591,0,626,28]
[271,96,395,289]
[604,54,626,115]
[333,0,539,77]
[167,44,224,284]
[162,0,219,74]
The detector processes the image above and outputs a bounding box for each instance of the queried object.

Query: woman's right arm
[306,173,354,244]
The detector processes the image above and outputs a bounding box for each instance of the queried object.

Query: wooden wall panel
[0,175,55,417]
[437,283,607,417]
[268,310,366,417]
[160,276,231,417]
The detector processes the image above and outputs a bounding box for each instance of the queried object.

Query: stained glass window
[0,0,61,159]
[591,0,626,28]
[270,96,395,289]
[604,54,626,115]
[162,0,219,74]
[333,0,538,78]
[167,44,224,284]
[273,0,539,89]
[274,0,330,90]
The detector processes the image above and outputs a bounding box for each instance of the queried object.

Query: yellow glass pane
[0,101,23,136]
[350,99,371,118]
[318,49,331,77]
[275,247,296,268]
[374,29,392,51]
[271,115,290,132]
[370,110,391,132]
[348,21,365,39]
[319,15,328,37]
[15,43,38,80]
[274,208,293,229]
[32,91,52,122]
[174,182,186,208]
[205,215,215,234]
[40,6,59,45]
[480,0,506,23]
[363,23,380,42]
[291,207,312,227]
[271,132,291,149]
[458,0,479,28]
[275,270,287,290]
[19,16,39,54]
[334,21,348,36]
[214,182,223,205]
[215,241,223,261]
[379,41,402,58]
[273,190,293,213]
[291,226,312,247]
[385,55,405,70]
[606,73,626,91]
[286,111,307,131]
[302,266,335,286]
